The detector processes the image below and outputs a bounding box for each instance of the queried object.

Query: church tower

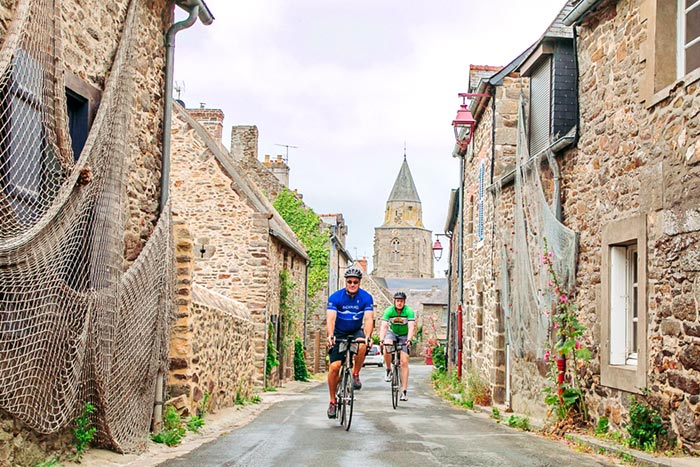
[372,155,433,278]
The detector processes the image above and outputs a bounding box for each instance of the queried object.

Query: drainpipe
[154,1,212,432]
[456,152,465,378]
[159,3,211,213]
[303,260,309,348]
[562,0,601,26]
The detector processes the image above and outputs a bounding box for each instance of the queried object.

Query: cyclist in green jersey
[379,291,416,401]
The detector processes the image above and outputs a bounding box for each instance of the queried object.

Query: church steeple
[387,156,421,204]
[383,155,423,227]
[372,151,433,278]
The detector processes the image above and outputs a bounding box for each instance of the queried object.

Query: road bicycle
[385,339,404,409]
[335,336,363,431]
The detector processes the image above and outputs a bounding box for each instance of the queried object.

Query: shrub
[627,397,667,452]
[73,402,97,462]
[293,337,310,381]
[151,405,186,447]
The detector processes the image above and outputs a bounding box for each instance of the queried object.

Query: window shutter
[609,246,627,365]
[529,56,552,156]
[477,160,484,242]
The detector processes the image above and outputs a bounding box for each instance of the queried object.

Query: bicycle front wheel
[342,368,354,430]
[337,369,347,426]
[391,362,399,409]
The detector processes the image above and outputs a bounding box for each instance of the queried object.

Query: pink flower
[544,350,550,361]
[548,251,553,258]
[575,341,581,350]
[559,294,568,303]
[548,280,553,287]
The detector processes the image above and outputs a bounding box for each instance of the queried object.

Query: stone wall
[169,219,256,414]
[567,0,700,451]
[0,0,171,463]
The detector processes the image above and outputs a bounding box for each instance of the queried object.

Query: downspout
[159,5,201,213]
[154,1,212,432]
[456,153,464,379]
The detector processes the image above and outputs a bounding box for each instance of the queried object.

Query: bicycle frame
[335,337,360,430]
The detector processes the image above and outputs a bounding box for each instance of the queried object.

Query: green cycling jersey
[382,305,415,336]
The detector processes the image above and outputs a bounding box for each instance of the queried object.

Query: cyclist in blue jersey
[325,267,374,419]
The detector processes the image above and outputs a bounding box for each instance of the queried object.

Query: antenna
[174,81,185,100]
[274,144,298,163]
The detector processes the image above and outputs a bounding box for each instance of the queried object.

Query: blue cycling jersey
[327,288,374,333]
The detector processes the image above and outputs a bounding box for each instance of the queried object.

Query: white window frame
[677,0,700,79]
[609,243,638,366]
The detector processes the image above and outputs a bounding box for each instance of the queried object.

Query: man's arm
[379,320,389,341]
[407,320,416,342]
[363,310,374,342]
[326,309,336,347]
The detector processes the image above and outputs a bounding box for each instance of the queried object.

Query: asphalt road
[157,362,617,467]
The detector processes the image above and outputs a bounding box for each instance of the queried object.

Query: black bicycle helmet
[344,268,363,280]
[394,291,407,299]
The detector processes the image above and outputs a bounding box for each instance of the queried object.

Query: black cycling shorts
[328,329,365,364]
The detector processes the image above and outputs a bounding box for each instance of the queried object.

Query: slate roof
[387,156,421,203]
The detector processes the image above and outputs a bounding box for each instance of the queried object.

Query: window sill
[647,68,700,108]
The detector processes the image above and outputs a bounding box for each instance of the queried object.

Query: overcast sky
[174,1,567,276]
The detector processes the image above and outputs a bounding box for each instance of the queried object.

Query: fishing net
[498,92,578,358]
[0,0,174,452]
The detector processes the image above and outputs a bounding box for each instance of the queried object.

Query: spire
[387,153,420,203]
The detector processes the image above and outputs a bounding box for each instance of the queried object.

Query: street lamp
[432,234,451,262]
[452,93,489,150]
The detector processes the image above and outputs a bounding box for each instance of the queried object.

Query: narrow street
[157,363,617,467]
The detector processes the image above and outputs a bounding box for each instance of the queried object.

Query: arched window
[391,238,400,262]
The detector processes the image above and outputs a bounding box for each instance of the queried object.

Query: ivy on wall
[273,188,330,309]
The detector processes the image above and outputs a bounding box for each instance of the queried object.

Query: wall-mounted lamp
[432,234,451,262]
[452,93,489,150]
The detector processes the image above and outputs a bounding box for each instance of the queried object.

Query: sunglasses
[346,280,360,285]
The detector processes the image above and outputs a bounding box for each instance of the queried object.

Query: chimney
[357,256,368,272]
[230,125,259,161]
[187,106,224,142]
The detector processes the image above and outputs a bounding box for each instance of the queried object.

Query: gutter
[159,1,214,214]
[562,0,601,26]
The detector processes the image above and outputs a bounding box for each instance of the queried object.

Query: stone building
[373,155,434,278]
[446,0,700,453]
[170,103,310,395]
[0,0,212,461]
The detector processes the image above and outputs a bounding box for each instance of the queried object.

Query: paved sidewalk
[63,378,325,467]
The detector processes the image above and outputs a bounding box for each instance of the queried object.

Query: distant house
[170,103,309,394]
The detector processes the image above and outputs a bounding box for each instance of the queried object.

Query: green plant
[266,321,279,378]
[36,456,62,467]
[541,239,591,425]
[491,406,501,421]
[72,402,97,462]
[595,416,609,436]
[273,189,329,311]
[151,405,186,447]
[505,415,530,431]
[251,394,262,403]
[186,415,204,433]
[198,392,211,417]
[627,395,666,452]
[432,343,447,373]
[293,337,310,381]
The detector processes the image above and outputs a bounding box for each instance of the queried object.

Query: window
[609,243,638,366]
[678,0,700,78]
[601,215,647,394]
[391,237,400,262]
[477,160,485,242]
[644,1,700,102]
[64,70,101,160]
[528,56,552,156]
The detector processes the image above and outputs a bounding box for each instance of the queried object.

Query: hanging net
[0,0,174,453]
[498,92,578,359]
